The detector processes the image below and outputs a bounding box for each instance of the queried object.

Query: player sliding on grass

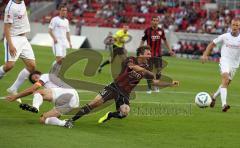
[65,46,178,128]
[6,71,79,127]
[201,18,240,112]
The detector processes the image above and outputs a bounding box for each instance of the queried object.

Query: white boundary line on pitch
[1,89,240,96]
[2,97,240,107]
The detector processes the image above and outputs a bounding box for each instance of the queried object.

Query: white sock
[213,85,222,99]
[220,87,227,107]
[32,93,43,111]
[9,68,30,91]
[45,117,66,126]
[0,66,5,76]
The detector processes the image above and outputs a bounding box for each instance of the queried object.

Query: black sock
[156,72,161,80]
[100,60,110,68]
[108,111,126,119]
[147,79,152,90]
[72,104,92,121]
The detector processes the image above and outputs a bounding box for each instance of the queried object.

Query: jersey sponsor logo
[158,31,162,35]
[225,44,240,49]
[17,15,23,19]
[128,70,143,80]
[151,35,161,41]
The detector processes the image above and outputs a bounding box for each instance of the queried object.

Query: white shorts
[4,36,35,62]
[219,60,237,80]
[52,43,67,57]
[51,88,79,114]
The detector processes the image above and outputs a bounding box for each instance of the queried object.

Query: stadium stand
[0,0,239,58]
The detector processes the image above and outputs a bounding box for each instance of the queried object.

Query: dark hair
[151,16,159,21]
[28,71,42,84]
[58,3,67,10]
[232,17,240,22]
[136,46,151,56]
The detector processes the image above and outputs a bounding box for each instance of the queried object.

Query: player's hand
[54,38,58,44]
[169,50,175,56]
[6,95,17,102]
[171,80,180,87]
[201,54,208,63]
[9,44,17,57]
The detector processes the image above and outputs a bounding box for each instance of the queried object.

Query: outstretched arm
[152,80,179,87]
[6,83,41,102]
[128,63,154,79]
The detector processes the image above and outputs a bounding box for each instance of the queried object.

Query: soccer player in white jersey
[201,18,240,112]
[6,71,80,127]
[49,4,72,65]
[0,0,36,103]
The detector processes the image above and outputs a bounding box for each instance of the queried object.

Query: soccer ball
[195,92,212,108]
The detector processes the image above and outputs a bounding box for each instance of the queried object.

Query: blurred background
[0,0,240,60]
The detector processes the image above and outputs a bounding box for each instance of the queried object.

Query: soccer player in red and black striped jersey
[140,16,175,94]
[64,46,158,128]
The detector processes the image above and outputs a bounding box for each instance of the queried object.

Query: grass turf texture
[1,43,240,148]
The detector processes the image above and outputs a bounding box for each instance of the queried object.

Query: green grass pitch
[1,43,240,148]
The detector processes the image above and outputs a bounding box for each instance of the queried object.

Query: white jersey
[39,74,72,89]
[49,16,70,45]
[4,0,30,36]
[213,32,240,68]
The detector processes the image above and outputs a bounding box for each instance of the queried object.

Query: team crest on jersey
[158,31,162,35]
[17,15,23,19]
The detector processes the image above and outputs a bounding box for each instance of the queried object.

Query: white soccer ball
[195,92,212,108]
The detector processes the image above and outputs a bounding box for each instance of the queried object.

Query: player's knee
[4,62,15,72]
[39,115,46,124]
[120,104,130,116]
[26,63,36,73]
[222,75,230,87]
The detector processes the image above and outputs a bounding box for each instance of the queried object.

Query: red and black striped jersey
[114,57,150,94]
[142,27,166,57]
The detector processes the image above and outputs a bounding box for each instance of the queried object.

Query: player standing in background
[140,16,175,94]
[6,71,80,127]
[98,25,131,73]
[49,4,72,66]
[0,0,36,103]
[201,18,240,112]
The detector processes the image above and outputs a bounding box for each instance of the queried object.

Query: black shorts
[99,83,130,110]
[148,57,163,70]
[112,45,125,57]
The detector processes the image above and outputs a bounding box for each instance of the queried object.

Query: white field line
[1,89,240,99]
[2,97,240,107]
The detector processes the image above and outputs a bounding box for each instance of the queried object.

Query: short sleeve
[113,30,121,39]
[213,34,225,44]
[4,6,14,23]
[142,29,148,41]
[39,74,49,85]
[49,18,56,29]
[161,29,166,41]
